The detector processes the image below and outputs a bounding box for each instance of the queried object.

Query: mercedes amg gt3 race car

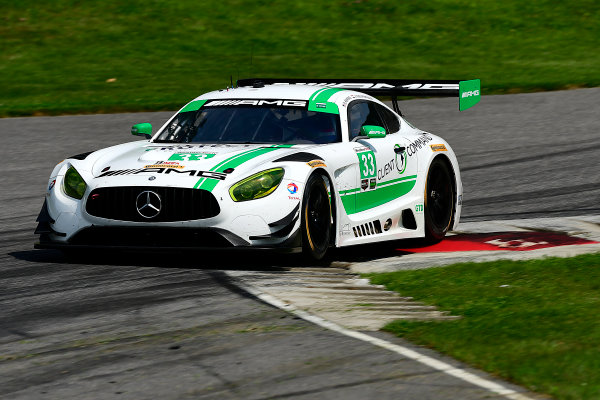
[35,78,481,259]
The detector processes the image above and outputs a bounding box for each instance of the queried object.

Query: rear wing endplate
[237,78,481,111]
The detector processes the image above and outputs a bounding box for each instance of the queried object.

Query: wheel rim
[427,164,452,231]
[306,183,330,250]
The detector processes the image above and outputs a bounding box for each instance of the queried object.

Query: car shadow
[9,248,292,271]
[9,240,424,271]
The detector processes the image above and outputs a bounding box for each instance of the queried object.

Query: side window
[375,104,401,134]
[347,101,386,141]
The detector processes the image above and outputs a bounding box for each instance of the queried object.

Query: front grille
[86,186,220,222]
[69,227,232,248]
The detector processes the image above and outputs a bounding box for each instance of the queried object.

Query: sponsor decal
[485,238,551,249]
[361,179,368,191]
[99,168,227,180]
[204,99,307,108]
[357,151,377,179]
[307,159,327,168]
[150,144,254,151]
[340,223,352,237]
[406,134,433,157]
[287,182,298,194]
[401,83,459,90]
[48,179,56,191]
[461,90,480,98]
[458,194,463,205]
[315,103,326,109]
[430,144,447,152]
[169,153,216,161]
[275,82,398,90]
[353,146,371,153]
[394,144,407,174]
[342,93,373,107]
[144,162,184,169]
[415,204,424,213]
[273,82,458,91]
[377,158,395,181]
[369,178,376,189]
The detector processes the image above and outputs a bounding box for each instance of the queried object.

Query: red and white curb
[353,215,600,273]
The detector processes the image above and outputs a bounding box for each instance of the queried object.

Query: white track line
[231,276,536,400]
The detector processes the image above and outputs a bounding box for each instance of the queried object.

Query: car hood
[86,141,313,189]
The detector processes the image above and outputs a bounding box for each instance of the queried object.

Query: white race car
[35,78,480,259]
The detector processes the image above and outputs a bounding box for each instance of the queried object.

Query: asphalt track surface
[1,88,598,399]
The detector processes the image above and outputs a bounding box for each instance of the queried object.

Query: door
[348,101,417,215]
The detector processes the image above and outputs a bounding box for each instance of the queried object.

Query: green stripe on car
[340,175,417,215]
[194,145,294,191]
[377,175,417,188]
[308,88,344,115]
[179,99,207,113]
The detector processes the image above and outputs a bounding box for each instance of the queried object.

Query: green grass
[1,0,599,116]
[366,253,600,400]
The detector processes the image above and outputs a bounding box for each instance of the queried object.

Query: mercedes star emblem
[136,191,162,218]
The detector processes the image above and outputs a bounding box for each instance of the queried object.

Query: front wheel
[301,174,332,260]
[424,157,455,243]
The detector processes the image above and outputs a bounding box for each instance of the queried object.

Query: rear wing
[237,78,481,112]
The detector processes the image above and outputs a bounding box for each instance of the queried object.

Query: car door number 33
[358,151,377,179]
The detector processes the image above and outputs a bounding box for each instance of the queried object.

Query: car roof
[194,84,365,102]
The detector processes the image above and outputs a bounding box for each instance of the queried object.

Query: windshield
[154,106,342,144]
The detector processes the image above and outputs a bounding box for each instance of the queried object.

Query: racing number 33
[358,151,376,179]
[169,153,216,161]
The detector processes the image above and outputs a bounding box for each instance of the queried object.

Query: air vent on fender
[352,220,382,237]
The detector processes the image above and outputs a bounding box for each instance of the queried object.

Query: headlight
[63,166,87,199]
[229,168,285,202]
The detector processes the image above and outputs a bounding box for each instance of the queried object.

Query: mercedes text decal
[99,168,227,180]
[205,99,307,107]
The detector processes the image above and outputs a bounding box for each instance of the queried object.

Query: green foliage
[1,0,599,116]
[367,253,600,400]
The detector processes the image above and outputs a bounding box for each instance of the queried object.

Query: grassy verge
[366,253,600,400]
[1,0,599,116]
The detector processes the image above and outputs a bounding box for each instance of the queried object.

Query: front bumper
[34,226,301,253]
[34,181,303,251]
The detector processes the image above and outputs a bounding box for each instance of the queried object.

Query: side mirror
[361,125,387,139]
[131,123,152,139]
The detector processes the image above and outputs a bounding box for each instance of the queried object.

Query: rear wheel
[301,174,332,260]
[424,157,454,243]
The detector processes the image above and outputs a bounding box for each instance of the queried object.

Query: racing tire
[424,157,455,243]
[301,174,332,260]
